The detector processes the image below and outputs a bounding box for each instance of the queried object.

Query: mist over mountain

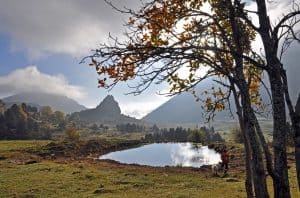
[2,92,86,114]
[73,95,139,124]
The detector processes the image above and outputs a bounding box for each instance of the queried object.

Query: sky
[0,0,171,118]
[0,0,299,118]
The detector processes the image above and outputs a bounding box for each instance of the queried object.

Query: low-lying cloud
[120,95,170,119]
[0,66,87,100]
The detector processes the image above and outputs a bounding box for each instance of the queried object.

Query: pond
[99,143,221,167]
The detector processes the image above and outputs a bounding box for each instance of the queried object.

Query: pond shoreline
[28,139,230,172]
[31,139,145,159]
[98,142,222,168]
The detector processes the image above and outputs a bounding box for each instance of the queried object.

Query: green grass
[0,160,247,198]
[0,140,299,198]
[0,140,50,153]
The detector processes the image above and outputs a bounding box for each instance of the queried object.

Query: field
[0,140,299,198]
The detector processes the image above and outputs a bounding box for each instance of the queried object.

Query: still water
[99,143,221,167]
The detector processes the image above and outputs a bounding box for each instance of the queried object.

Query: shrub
[64,127,80,142]
[187,129,204,143]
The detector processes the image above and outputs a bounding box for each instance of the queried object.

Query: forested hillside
[0,100,66,139]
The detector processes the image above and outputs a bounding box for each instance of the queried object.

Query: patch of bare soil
[31,139,143,159]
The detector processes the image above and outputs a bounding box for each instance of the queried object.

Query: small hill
[74,95,139,124]
[2,92,86,114]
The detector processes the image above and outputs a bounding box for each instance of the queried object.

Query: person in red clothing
[220,149,230,174]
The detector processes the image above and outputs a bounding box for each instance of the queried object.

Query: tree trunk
[232,84,254,198]
[294,95,300,190]
[230,33,268,198]
[242,94,269,198]
[231,38,269,198]
[235,73,269,197]
[243,127,255,198]
[268,70,291,198]
[255,0,291,196]
[281,69,300,190]
[228,1,268,196]
[254,116,278,181]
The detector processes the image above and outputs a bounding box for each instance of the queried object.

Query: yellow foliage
[64,127,80,142]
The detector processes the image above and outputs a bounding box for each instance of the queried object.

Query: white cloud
[0,0,138,59]
[0,66,87,100]
[120,94,171,119]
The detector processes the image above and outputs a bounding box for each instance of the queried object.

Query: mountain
[142,74,300,125]
[142,80,238,124]
[142,92,234,124]
[2,92,86,114]
[74,95,139,124]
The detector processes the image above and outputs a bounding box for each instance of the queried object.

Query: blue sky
[0,0,299,118]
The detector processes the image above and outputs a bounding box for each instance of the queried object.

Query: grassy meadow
[0,140,299,198]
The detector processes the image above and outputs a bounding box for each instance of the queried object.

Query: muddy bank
[31,139,144,159]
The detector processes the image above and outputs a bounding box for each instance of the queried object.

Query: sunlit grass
[0,140,50,152]
[0,160,247,197]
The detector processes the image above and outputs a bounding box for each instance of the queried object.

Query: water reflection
[171,143,221,167]
[100,143,221,167]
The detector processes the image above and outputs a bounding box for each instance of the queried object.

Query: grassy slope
[0,141,299,198]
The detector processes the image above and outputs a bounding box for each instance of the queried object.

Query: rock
[0,155,7,160]
[93,189,112,194]
[208,143,215,149]
[133,183,144,188]
[25,160,38,165]
[124,173,137,176]
[226,178,239,182]
[99,184,104,188]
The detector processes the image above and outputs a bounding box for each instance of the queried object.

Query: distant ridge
[73,95,139,124]
[142,80,236,124]
[142,76,287,125]
[2,92,87,114]
[142,92,234,124]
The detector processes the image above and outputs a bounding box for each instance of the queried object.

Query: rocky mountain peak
[74,95,138,124]
[96,95,121,116]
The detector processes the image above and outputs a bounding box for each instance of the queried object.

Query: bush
[64,127,80,142]
[187,129,204,143]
